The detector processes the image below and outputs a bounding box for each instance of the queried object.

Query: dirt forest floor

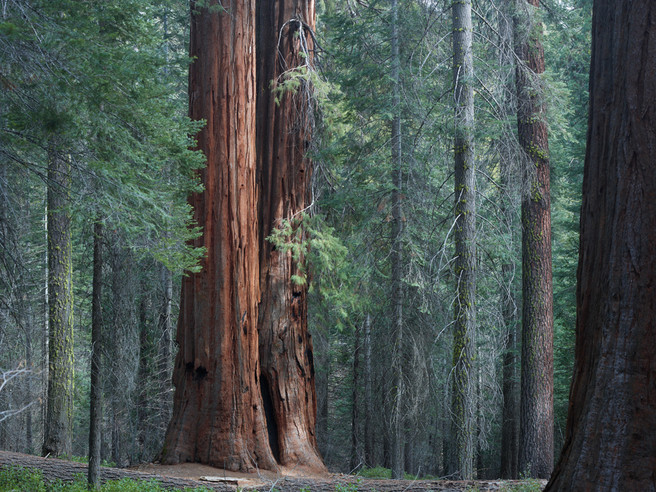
[0,451,546,491]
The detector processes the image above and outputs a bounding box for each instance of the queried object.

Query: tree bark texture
[545,2,656,490]
[42,144,74,458]
[162,0,276,471]
[255,0,324,471]
[88,221,103,488]
[514,0,554,479]
[450,0,476,480]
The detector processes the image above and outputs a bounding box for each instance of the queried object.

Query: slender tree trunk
[88,221,103,488]
[24,321,34,454]
[500,266,519,479]
[42,203,49,445]
[498,3,519,479]
[350,321,361,472]
[363,314,374,466]
[161,0,276,471]
[390,0,405,480]
[136,283,151,460]
[450,0,476,480]
[315,329,329,460]
[157,265,173,432]
[545,2,656,489]
[255,0,324,471]
[42,143,74,458]
[514,0,554,478]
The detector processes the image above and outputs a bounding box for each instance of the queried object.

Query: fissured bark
[545,1,656,489]
[42,142,74,458]
[255,0,324,471]
[161,0,276,472]
[514,0,554,478]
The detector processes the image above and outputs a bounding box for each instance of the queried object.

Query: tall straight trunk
[88,221,103,488]
[157,264,173,430]
[500,266,519,479]
[255,0,324,471]
[24,320,34,454]
[42,203,49,443]
[161,0,276,471]
[350,321,361,471]
[545,1,656,489]
[450,0,476,480]
[315,329,329,460]
[514,0,554,478]
[363,314,374,466]
[390,0,404,480]
[42,144,74,458]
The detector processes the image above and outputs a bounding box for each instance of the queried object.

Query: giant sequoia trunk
[161,1,276,471]
[514,0,554,479]
[450,0,476,480]
[42,143,74,458]
[255,0,324,471]
[545,1,656,489]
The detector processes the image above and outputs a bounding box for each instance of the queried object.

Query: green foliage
[335,481,360,492]
[498,478,544,492]
[0,466,46,492]
[356,466,392,479]
[1,0,206,274]
[268,212,354,301]
[0,466,210,492]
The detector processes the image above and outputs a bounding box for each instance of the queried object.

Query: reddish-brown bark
[255,0,324,471]
[161,0,276,472]
[545,2,656,489]
[514,0,554,479]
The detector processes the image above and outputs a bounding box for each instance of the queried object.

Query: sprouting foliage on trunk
[255,0,325,471]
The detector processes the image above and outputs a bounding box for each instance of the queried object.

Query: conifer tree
[514,0,554,478]
[450,0,476,480]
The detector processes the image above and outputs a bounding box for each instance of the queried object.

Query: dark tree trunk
[350,321,361,472]
[157,264,173,432]
[363,314,374,466]
[88,221,103,488]
[42,144,74,458]
[255,0,324,471]
[450,0,476,480]
[161,0,276,471]
[514,0,554,479]
[500,264,519,479]
[545,2,656,489]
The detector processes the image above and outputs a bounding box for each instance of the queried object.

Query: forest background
[0,0,591,480]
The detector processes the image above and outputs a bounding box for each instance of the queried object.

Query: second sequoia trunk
[255,0,324,470]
